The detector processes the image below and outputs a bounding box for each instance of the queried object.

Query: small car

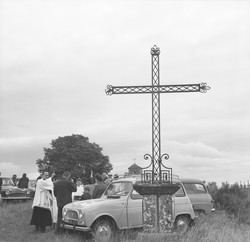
[0,177,33,201]
[61,177,195,241]
[180,178,214,216]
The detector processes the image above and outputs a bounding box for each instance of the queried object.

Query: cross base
[133,183,180,233]
[142,194,173,233]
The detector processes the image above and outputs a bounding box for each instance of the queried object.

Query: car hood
[64,196,126,212]
[2,186,28,193]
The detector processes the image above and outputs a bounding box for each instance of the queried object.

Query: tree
[36,134,113,183]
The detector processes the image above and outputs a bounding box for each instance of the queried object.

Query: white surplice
[32,177,57,223]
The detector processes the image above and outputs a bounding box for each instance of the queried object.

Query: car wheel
[174,216,190,233]
[92,219,116,242]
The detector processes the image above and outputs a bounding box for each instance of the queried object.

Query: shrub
[213,183,250,224]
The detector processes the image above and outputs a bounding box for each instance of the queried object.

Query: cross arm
[105,83,210,95]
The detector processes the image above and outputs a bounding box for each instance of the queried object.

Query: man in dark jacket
[18,173,29,188]
[54,171,77,234]
[92,173,107,199]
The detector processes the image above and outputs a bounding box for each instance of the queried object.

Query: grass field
[1,201,250,242]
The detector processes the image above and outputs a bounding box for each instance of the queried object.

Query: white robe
[32,177,57,223]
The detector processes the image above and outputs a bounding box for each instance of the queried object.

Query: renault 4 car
[61,177,195,240]
[0,177,33,201]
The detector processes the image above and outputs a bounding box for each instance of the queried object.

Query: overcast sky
[0,0,249,185]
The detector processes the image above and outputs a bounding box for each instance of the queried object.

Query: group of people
[30,171,112,234]
[14,173,29,188]
[0,172,29,192]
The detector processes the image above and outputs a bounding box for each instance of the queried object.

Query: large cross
[106,45,210,184]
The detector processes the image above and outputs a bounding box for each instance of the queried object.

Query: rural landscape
[1,182,250,242]
[1,1,249,241]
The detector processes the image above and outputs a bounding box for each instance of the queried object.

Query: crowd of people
[29,171,113,234]
[0,170,118,234]
[0,172,30,193]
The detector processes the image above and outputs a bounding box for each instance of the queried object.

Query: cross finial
[200,83,211,93]
[151,45,160,55]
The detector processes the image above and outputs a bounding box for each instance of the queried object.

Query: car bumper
[61,222,91,232]
[2,197,31,200]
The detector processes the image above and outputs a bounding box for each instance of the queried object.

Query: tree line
[208,181,250,224]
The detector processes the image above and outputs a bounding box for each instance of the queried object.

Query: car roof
[113,176,205,185]
[113,177,183,186]
[113,177,138,183]
[179,178,205,184]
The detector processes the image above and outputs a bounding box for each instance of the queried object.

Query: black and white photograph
[0,1,249,241]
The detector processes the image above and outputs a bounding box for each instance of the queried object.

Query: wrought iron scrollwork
[160,153,171,170]
[160,153,169,162]
[143,154,153,168]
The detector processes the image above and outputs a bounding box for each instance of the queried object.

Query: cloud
[0,0,249,186]
[0,162,19,175]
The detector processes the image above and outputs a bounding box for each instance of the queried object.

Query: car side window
[174,185,185,197]
[131,189,142,200]
[183,183,206,194]
[194,184,206,193]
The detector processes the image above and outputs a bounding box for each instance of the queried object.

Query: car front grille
[66,210,78,220]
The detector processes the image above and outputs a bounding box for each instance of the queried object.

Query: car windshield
[104,181,133,196]
[2,178,14,186]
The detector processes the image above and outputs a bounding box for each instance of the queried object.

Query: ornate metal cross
[106,45,210,184]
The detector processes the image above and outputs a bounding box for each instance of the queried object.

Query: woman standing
[30,172,56,233]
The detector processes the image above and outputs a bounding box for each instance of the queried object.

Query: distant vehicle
[61,177,196,241]
[29,179,36,187]
[27,180,36,198]
[180,178,214,216]
[0,177,33,201]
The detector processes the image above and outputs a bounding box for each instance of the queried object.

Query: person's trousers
[55,207,63,232]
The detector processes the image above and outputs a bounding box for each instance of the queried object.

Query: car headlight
[78,210,84,219]
[27,190,31,195]
[6,190,11,195]
[63,207,67,217]
[77,210,85,225]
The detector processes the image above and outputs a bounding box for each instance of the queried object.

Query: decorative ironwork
[150,45,160,55]
[105,83,210,95]
[106,46,210,184]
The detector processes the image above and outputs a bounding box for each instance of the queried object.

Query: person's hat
[76,178,82,182]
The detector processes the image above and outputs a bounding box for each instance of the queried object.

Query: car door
[127,188,143,228]
[183,182,213,213]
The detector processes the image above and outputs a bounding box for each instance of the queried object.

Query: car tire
[92,219,117,242]
[174,215,190,233]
